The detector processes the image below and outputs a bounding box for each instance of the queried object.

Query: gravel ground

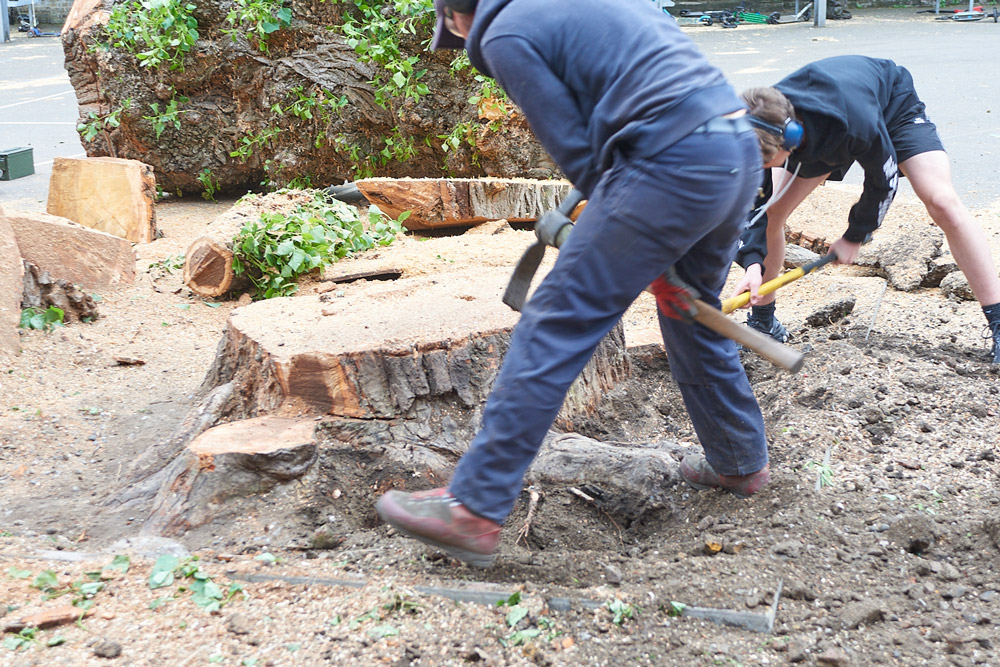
[2,179,1000,666]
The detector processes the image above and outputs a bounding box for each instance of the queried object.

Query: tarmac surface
[0,8,998,211]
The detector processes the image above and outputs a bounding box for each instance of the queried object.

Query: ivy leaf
[32,570,59,591]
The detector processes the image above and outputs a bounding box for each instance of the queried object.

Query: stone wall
[15,0,75,26]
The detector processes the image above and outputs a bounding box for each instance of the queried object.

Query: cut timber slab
[355,177,574,230]
[3,606,95,633]
[46,156,157,243]
[183,190,314,298]
[202,267,629,429]
[143,416,318,536]
[3,208,135,290]
[0,208,23,359]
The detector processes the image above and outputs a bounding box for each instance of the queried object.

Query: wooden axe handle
[692,298,804,372]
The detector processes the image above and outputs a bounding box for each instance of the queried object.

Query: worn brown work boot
[679,454,770,499]
[376,487,501,567]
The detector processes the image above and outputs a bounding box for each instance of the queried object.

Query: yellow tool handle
[722,267,805,314]
[721,253,838,314]
[692,298,804,373]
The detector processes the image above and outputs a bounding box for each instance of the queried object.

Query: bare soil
[2,182,1000,667]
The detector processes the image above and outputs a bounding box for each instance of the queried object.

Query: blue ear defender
[747,115,804,151]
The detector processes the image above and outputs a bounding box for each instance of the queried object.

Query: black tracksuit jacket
[736,56,921,269]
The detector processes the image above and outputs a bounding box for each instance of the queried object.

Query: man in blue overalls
[376,0,772,567]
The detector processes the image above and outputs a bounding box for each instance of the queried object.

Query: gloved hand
[649,268,699,321]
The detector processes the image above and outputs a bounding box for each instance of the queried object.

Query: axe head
[502,242,546,312]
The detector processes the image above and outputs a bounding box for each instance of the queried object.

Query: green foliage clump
[19,307,65,332]
[104,0,200,71]
[77,98,132,143]
[232,190,408,299]
[148,554,244,612]
[339,0,435,110]
[223,0,293,53]
[143,93,190,139]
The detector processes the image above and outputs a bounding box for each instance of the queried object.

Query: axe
[502,191,805,373]
[502,189,584,311]
[721,252,837,314]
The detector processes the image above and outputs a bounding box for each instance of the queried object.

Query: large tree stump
[182,190,314,298]
[355,178,576,229]
[201,268,629,427]
[129,267,632,539]
[143,416,318,536]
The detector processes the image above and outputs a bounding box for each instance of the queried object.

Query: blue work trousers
[449,126,768,525]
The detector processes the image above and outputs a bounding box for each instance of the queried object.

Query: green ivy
[19,307,65,332]
[197,169,221,201]
[77,98,132,143]
[231,189,408,299]
[104,0,199,71]
[339,0,434,111]
[223,0,292,53]
[231,127,283,163]
[143,93,190,139]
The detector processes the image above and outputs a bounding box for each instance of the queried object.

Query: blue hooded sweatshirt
[462,0,744,197]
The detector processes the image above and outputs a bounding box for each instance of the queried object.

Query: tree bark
[355,178,575,229]
[21,261,99,323]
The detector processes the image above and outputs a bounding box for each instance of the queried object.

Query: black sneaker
[984,322,1000,364]
[746,313,790,343]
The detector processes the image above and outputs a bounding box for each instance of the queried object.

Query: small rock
[782,581,817,601]
[226,613,254,635]
[771,541,801,559]
[787,641,809,662]
[885,513,936,554]
[816,646,850,666]
[840,600,885,629]
[938,562,961,582]
[602,564,623,585]
[979,590,997,603]
[942,586,967,600]
[93,640,122,659]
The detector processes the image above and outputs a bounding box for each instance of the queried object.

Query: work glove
[649,267,699,322]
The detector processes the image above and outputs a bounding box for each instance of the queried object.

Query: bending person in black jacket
[732,56,1000,362]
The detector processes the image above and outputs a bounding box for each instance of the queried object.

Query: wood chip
[113,356,146,366]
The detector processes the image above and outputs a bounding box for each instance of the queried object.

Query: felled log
[3,208,135,289]
[143,416,318,536]
[182,190,312,298]
[355,177,575,229]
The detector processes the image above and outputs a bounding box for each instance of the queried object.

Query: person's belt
[691,115,753,135]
